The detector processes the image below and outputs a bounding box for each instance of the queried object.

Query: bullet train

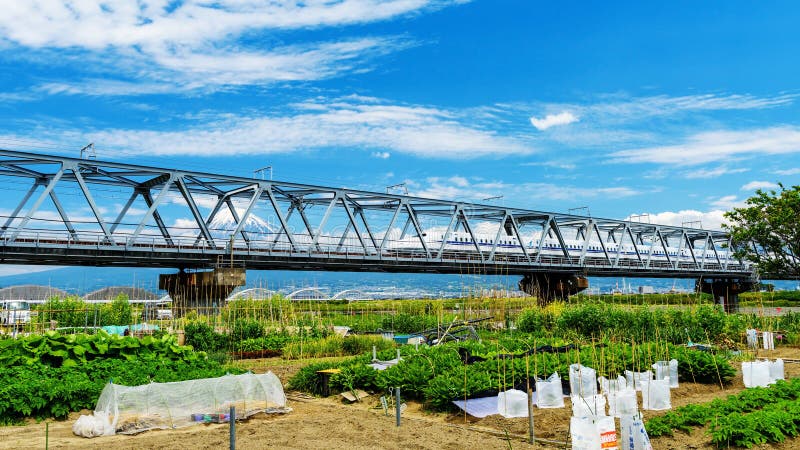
[386,230,734,262]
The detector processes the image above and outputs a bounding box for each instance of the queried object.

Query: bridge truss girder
[0,149,753,279]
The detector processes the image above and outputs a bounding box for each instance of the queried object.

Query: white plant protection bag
[536,372,565,408]
[599,375,627,394]
[763,331,775,350]
[612,389,638,418]
[651,360,679,388]
[640,378,671,411]
[743,361,771,388]
[620,415,653,450]
[770,359,785,382]
[624,370,653,391]
[570,416,618,450]
[570,364,598,398]
[571,394,607,418]
[497,389,529,418]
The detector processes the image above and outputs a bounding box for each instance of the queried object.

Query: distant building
[639,286,655,294]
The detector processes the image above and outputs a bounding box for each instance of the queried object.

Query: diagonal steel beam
[176,176,215,247]
[71,166,114,243]
[488,212,508,262]
[591,222,611,265]
[48,190,78,239]
[312,194,338,248]
[379,203,403,253]
[405,203,430,258]
[110,191,138,234]
[272,205,294,246]
[7,167,64,242]
[549,217,571,259]
[230,186,263,243]
[140,190,173,245]
[436,207,459,258]
[0,181,39,237]
[613,224,629,268]
[534,219,551,263]
[266,186,298,251]
[356,208,379,251]
[194,195,226,246]
[507,213,532,263]
[458,208,482,261]
[340,196,369,254]
[130,175,175,245]
[293,199,319,251]
[224,198,252,243]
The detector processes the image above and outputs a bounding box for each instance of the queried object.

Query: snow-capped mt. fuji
[208,208,277,238]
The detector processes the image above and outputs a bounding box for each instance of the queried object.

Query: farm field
[2,349,800,450]
[4,293,800,449]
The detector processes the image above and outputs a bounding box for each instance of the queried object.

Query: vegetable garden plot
[75,372,288,437]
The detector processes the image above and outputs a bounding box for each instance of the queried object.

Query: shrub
[231,319,265,341]
[184,321,226,352]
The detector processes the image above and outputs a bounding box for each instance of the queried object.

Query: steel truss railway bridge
[0,150,757,311]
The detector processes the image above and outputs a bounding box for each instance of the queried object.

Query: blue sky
[0,0,799,235]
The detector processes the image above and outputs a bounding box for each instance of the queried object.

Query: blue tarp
[101,324,160,336]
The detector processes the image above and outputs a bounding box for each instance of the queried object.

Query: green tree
[724,183,800,278]
[101,293,132,326]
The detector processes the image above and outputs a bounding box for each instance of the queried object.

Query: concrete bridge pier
[696,278,756,314]
[519,273,589,305]
[159,267,246,316]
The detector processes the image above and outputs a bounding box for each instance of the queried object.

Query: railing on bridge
[0,149,754,278]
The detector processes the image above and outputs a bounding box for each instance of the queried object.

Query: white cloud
[410,177,641,203]
[371,151,391,159]
[0,1,466,93]
[625,209,729,230]
[741,181,779,191]
[449,176,469,187]
[6,97,533,159]
[774,168,800,176]
[709,195,744,210]
[683,166,748,179]
[611,127,800,166]
[530,111,579,130]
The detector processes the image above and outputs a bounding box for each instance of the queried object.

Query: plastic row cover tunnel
[87,372,288,436]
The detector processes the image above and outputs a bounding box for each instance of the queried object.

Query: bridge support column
[696,278,756,314]
[159,268,246,316]
[519,273,589,306]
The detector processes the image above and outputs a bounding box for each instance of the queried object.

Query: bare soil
[3,349,800,449]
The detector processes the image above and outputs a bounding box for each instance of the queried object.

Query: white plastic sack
[763,331,775,350]
[746,329,758,349]
[497,389,529,418]
[571,416,618,450]
[770,359,785,382]
[571,417,601,450]
[640,378,671,411]
[613,389,638,418]
[668,360,678,388]
[597,416,619,450]
[572,394,606,418]
[620,415,653,450]
[570,364,598,398]
[536,372,565,408]
[743,361,771,388]
[599,376,627,394]
[624,370,653,391]
[652,360,677,387]
[72,411,114,438]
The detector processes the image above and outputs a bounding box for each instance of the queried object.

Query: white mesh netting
[79,372,288,436]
